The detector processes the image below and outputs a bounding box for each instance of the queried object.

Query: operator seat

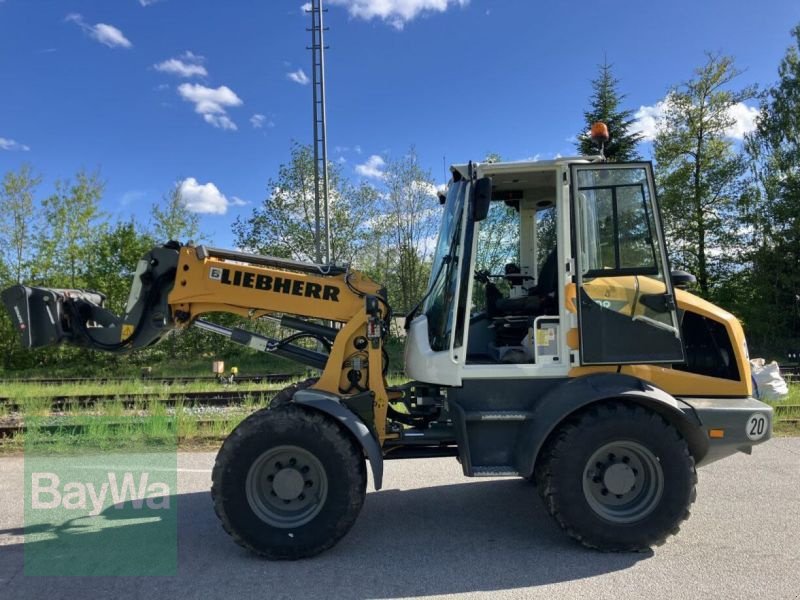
[488,249,559,317]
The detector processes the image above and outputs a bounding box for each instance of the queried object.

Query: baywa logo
[31,471,171,516]
[24,453,178,577]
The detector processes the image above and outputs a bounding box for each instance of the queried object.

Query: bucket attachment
[2,285,118,349]
[2,243,181,353]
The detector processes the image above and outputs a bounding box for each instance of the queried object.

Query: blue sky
[1,0,799,248]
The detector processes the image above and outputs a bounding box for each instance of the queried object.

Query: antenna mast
[307,0,331,264]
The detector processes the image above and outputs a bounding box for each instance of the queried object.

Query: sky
[1,0,799,249]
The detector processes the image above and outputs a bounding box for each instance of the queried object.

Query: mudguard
[514,373,707,478]
[293,388,384,490]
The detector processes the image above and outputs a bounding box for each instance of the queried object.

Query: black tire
[268,378,317,409]
[535,402,697,551]
[212,403,366,560]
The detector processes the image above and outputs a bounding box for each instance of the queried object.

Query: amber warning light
[591,122,610,143]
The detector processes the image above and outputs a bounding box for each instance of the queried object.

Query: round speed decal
[746,413,769,441]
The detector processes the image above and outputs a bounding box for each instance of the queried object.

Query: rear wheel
[212,404,366,560]
[535,402,696,551]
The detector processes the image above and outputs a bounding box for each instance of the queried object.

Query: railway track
[0,373,297,386]
[0,389,278,412]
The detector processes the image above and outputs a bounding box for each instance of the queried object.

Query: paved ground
[0,439,798,600]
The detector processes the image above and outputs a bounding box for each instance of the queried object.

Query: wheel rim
[245,445,328,528]
[582,441,664,524]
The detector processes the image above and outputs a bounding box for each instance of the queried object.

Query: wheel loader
[2,145,773,559]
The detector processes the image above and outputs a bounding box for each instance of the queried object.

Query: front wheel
[212,404,366,560]
[535,402,697,551]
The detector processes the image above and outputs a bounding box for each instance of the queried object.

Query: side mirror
[473,177,492,222]
[671,270,696,290]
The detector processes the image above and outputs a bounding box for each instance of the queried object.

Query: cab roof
[450,155,602,182]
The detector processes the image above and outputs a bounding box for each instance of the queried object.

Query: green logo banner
[24,416,178,576]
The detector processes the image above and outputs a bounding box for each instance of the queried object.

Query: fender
[293,388,384,490]
[514,373,707,478]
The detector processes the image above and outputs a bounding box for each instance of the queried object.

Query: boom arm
[2,243,385,350]
[3,242,394,438]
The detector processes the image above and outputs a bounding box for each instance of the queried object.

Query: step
[472,466,520,477]
[464,411,534,422]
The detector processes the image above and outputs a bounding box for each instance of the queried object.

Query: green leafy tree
[654,54,756,298]
[375,148,439,313]
[742,25,800,355]
[0,164,42,283]
[234,142,379,266]
[577,60,643,161]
[85,220,156,314]
[151,181,201,244]
[35,169,105,287]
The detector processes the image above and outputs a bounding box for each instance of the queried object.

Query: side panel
[447,373,705,478]
[446,378,568,476]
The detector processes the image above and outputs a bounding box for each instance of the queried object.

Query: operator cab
[405,157,685,387]
[467,165,559,365]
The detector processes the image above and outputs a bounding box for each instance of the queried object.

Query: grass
[0,350,309,380]
[767,384,800,436]
[1,379,295,402]
[0,377,289,454]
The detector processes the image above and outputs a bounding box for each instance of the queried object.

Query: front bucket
[1,285,104,349]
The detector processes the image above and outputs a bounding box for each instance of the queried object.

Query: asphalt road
[1,439,799,600]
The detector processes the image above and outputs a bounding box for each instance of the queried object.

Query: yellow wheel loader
[3,153,772,559]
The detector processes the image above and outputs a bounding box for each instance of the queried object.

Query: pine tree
[577,60,643,161]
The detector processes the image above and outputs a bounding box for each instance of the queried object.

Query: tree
[742,25,800,355]
[234,142,379,267]
[151,181,201,243]
[653,54,756,298]
[35,169,105,287]
[577,60,643,161]
[0,164,41,283]
[375,149,439,313]
[85,220,156,314]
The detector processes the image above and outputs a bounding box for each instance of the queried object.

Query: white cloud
[250,114,272,129]
[177,83,242,130]
[178,178,231,214]
[726,103,759,140]
[631,100,670,141]
[139,0,162,5]
[66,14,132,49]
[0,137,30,152]
[300,2,312,12]
[411,180,438,198]
[154,52,207,78]
[327,0,469,30]
[230,196,248,206]
[632,97,759,141]
[355,155,386,179]
[203,114,237,130]
[287,69,310,85]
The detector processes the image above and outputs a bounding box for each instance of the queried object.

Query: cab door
[570,163,684,365]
